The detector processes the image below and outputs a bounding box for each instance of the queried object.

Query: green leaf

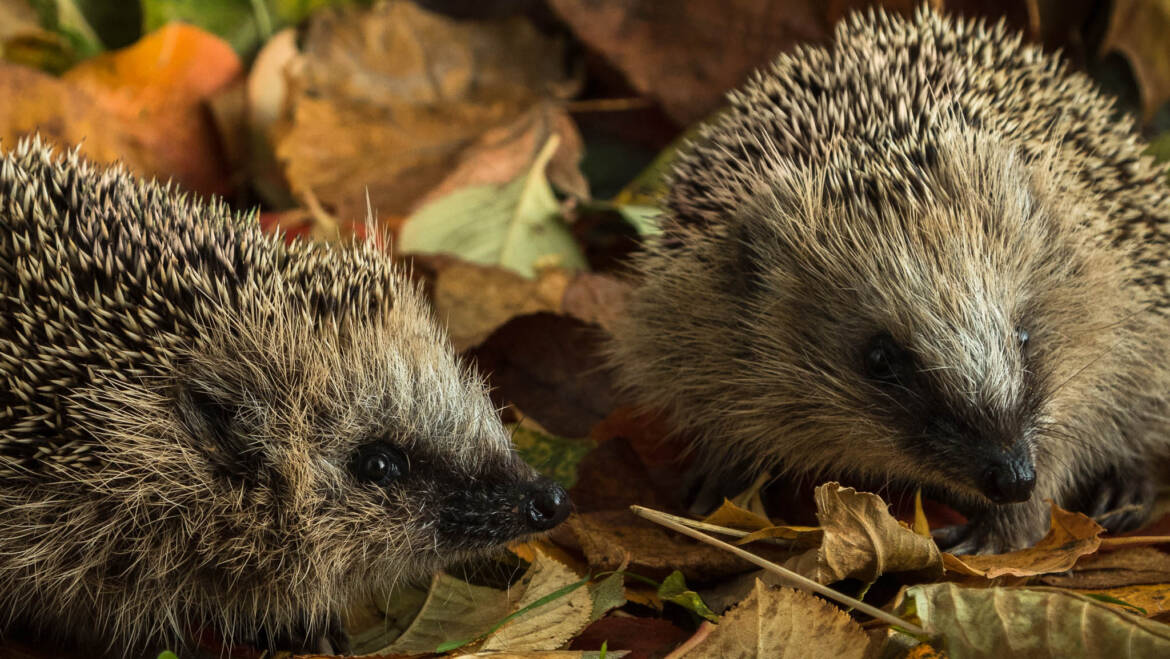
[510,424,594,489]
[615,203,662,237]
[141,0,360,57]
[1084,592,1149,616]
[22,0,105,65]
[658,570,718,622]
[589,572,627,622]
[156,652,179,659]
[399,136,589,279]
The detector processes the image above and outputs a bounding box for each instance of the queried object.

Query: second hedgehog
[610,7,1170,553]
[0,139,571,654]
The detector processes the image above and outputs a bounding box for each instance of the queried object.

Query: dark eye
[1016,328,1030,348]
[352,443,409,486]
[864,333,911,385]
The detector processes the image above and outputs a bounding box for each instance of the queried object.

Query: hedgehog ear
[730,219,769,296]
[175,384,248,464]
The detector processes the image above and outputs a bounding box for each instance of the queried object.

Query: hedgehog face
[715,132,1133,508]
[110,277,569,640]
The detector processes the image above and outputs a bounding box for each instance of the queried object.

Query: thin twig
[630,504,928,636]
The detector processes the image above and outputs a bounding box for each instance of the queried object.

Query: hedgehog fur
[609,6,1170,553]
[0,137,570,654]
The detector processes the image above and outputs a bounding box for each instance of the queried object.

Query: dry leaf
[419,101,588,207]
[565,511,792,582]
[1039,547,1170,589]
[548,0,917,125]
[1075,584,1170,618]
[0,62,132,165]
[1100,0,1170,121]
[469,313,618,438]
[783,483,943,584]
[569,617,690,656]
[702,500,774,532]
[64,23,242,196]
[481,551,591,652]
[561,273,630,335]
[899,582,1170,657]
[275,1,577,229]
[944,504,1104,579]
[678,581,871,659]
[422,257,572,352]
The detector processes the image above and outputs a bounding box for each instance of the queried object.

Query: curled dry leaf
[675,581,871,659]
[783,483,943,584]
[943,504,1104,579]
[275,1,579,229]
[898,582,1170,658]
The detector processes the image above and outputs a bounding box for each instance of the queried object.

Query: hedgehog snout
[524,478,570,530]
[976,443,1036,504]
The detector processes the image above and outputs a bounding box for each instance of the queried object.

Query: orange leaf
[64,23,242,196]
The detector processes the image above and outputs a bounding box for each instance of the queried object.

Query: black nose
[979,452,1036,504]
[524,480,571,530]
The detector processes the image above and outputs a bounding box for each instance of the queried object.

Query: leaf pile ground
[2,0,1170,658]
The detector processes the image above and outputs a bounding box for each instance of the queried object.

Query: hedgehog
[608,6,1170,554]
[0,137,571,654]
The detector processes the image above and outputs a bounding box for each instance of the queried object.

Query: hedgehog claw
[1079,467,1155,534]
[931,499,1049,555]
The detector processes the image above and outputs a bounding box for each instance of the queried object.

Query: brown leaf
[1039,547,1170,589]
[569,616,690,657]
[943,504,1104,578]
[1101,0,1170,121]
[548,0,916,125]
[469,313,617,438]
[569,436,673,514]
[63,24,242,196]
[682,581,872,659]
[275,1,577,229]
[565,511,793,582]
[424,258,572,352]
[1074,583,1170,618]
[419,101,589,207]
[561,273,631,336]
[702,500,774,532]
[783,483,943,584]
[0,62,132,164]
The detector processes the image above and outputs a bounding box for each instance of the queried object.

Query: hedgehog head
[83,247,569,646]
[616,126,1138,513]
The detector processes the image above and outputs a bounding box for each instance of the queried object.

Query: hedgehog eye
[352,443,409,486]
[864,333,912,385]
[1016,328,1030,348]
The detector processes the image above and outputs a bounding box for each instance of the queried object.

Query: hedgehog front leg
[932,496,1051,555]
[1071,462,1156,534]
